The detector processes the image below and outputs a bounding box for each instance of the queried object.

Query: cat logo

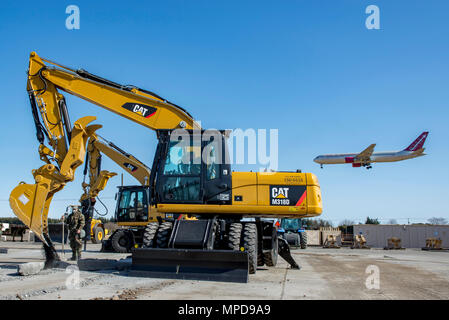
[124,162,138,172]
[272,187,289,199]
[270,185,307,206]
[133,105,148,117]
[271,187,290,205]
[122,103,157,119]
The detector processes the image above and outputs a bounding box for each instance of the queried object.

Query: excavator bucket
[9,116,100,248]
[9,173,61,268]
[131,248,249,283]
[9,180,54,244]
[9,165,62,244]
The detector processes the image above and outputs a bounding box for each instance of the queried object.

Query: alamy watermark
[64,5,380,31]
[365,5,380,30]
[66,5,80,30]
[365,265,380,290]
[167,127,279,172]
[65,265,80,290]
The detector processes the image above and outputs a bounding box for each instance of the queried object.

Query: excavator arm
[10,52,198,247]
[86,134,151,188]
[78,133,151,215]
[79,135,118,206]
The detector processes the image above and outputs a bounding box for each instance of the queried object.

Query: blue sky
[0,0,448,225]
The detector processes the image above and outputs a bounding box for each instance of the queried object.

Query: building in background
[353,224,449,248]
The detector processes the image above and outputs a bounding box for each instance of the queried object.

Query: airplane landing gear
[362,163,372,169]
[320,164,323,169]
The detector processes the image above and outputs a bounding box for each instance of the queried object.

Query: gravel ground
[0,242,448,300]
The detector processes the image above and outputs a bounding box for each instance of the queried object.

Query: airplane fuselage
[313,132,428,169]
[314,150,425,165]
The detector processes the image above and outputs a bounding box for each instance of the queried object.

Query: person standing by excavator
[66,207,85,261]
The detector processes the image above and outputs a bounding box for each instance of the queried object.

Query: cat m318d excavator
[9,52,322,282]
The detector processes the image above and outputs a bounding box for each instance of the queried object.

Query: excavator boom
[30,53,200,131]
[78,133,152,214]
[10,52,198,247]
[88,135,151,187]
[77,133,156,243]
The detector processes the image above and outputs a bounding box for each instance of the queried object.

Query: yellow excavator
[76,132,185,246]
[9,52,322,282]
[76,133,158,245]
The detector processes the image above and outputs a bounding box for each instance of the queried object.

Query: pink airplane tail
[404,132,429,151]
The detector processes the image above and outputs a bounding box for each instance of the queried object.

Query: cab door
[202,134,232,204]
[116,187,149,222]
[157,136,202,204]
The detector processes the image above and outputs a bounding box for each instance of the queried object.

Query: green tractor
[277,218,307,249]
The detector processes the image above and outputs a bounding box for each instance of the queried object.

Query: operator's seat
[136,201,146,221]
[129,198,138,219]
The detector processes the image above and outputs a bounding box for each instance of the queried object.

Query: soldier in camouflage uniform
[67,207,85,261]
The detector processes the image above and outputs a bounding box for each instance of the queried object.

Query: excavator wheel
[300,231,308,249]
[242,223,258,274]
[263,230,279,267]
[92,226,104,244]
[227,222,242,251]
[156,222,173,248]
[142,222,159,248]
[257,252,265,267]
[263,250,278,267]
[111,229,133,253]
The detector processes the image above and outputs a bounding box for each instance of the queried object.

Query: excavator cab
[110,129,232,225]
[112,185,186,225]
[153,129,232,206]
[115,186,150,223]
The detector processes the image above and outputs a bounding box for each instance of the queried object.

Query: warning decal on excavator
[18,194,29,205]
[122,103,157,118]
[270,185,306,206]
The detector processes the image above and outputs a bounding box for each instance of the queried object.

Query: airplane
[313,132,429,169]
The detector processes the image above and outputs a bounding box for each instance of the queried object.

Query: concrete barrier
[17,262,45,276]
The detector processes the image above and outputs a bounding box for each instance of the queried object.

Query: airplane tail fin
[404,132,429,152]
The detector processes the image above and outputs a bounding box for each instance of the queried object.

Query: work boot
[69,251,77,261]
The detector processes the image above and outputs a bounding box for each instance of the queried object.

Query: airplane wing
[355,144,376,162]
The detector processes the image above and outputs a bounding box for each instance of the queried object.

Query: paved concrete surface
[0,242,448,300]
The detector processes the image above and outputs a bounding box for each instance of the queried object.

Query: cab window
[161,139,201,202]
[163,141,201,175]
